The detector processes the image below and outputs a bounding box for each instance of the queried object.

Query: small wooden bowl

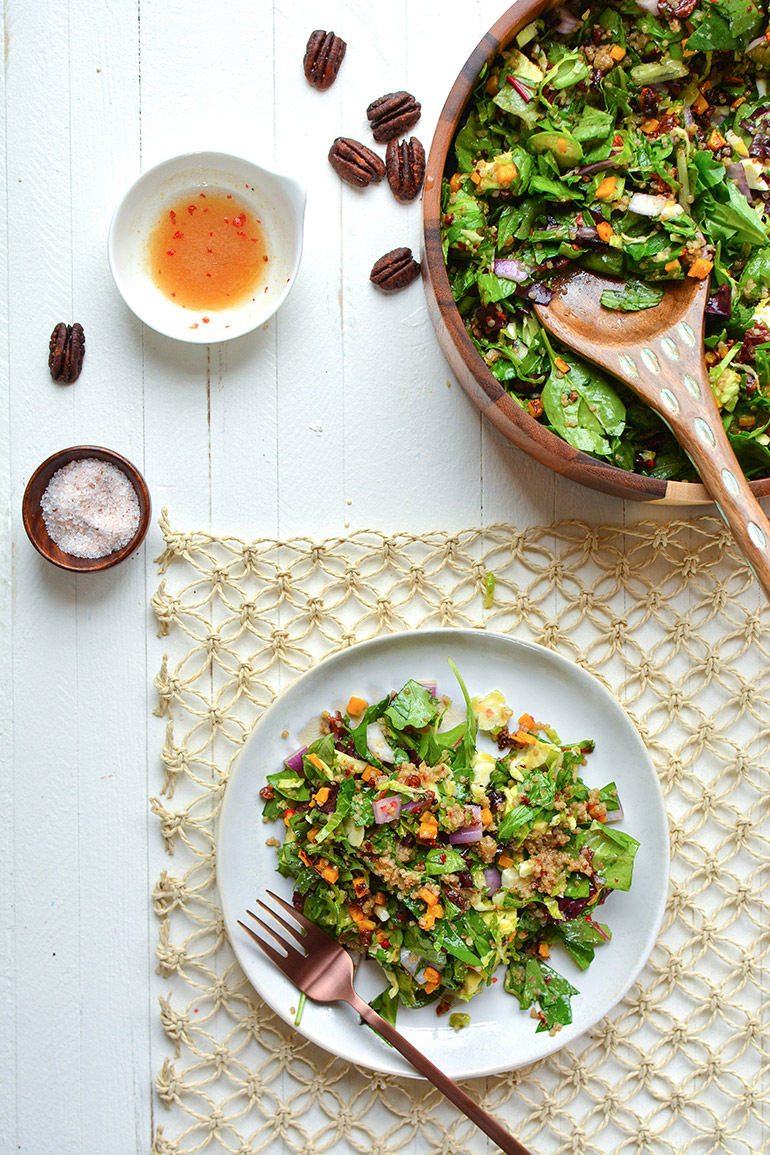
[421,0,770,505]
[22,446,151,572]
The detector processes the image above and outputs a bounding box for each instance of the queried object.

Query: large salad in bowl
[442,0,770,481]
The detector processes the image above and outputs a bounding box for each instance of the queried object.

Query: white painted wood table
[3,2,765,1153]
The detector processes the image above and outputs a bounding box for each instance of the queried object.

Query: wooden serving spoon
[534,268,770,602]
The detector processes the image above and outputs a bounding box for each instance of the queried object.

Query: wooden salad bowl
[421,0,770,505]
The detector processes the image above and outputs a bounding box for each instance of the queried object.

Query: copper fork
[239,890,534,1155]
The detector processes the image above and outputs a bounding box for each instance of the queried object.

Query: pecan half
[366,91,421,143]
[303,30,346,90]
[328,137,385,188]
[385,136,425,202]
[48,322,85,384]
[369,247,421,291]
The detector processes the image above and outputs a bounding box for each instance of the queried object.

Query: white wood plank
[67,5,154,1153]
[7,1,83,1149]
[0,0,13,1139]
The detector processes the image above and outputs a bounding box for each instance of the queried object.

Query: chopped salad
[261,666,639,1034]
[442,0,770,481]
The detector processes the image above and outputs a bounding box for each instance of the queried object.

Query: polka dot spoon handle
[535,270,770,602]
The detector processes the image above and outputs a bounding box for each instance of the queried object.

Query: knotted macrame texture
[150,511,768,1155]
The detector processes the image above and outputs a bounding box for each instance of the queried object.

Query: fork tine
[265,888,317,933]
[248,910,306,956]
[237,919,288,970]
[255,897,307,946]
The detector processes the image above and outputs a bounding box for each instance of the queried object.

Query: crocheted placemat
[149,511,768,1155]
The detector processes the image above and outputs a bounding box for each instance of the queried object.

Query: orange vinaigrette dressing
[148,189,269,311]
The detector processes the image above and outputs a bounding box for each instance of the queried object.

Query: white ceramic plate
[108,151,305,343]
[217,629,669,1078]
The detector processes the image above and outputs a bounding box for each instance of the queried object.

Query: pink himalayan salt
[40,457,141,559]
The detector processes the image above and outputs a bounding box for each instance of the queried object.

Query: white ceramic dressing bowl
[108,151,306,343]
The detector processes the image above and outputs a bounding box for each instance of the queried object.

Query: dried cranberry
[487,788,505,810]
[740,323,770,362]
[639,86,660,118]
[497,726,515,750]
[658,0,697,16]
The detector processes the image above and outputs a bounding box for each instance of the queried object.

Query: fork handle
[346,991,534,1155]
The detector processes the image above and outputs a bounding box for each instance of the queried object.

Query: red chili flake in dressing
[202,317,210,323]
[187,204,197,215]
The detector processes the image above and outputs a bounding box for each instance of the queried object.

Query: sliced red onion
[576,157,619,177]
[400,949,422,975]
[554,10,581,33]
[605,799,625,824]
[284,746,308,772]
[418,680,438,697]
[484,866,502,893]
[726,163,753,202]
[493,258,530,282]
[367,722,397,763]
[372,795,403,824]
[449,823,483,844]
[627,192,668,217]
[402,798,425,814]
[747,34,767,52]
[635,0,659,11]
[448,805,483,844]
[506,74,534,103]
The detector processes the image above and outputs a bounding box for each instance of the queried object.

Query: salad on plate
[261,665,639,1034]
[442,0,770,481]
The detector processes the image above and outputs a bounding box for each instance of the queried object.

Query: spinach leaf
[497,802,547,842]
[266,768,311,800]
[578,822,640,891]
[504,956,579,1031]
[477,272,522,305]
[685,8,738,51]
[529,174,579,201]
[384,680,439,731]
[573,105,614,145]
[541,354,626,455]
[424,846,467,876]
[551,915,611,970]
[599,781,621,813]
[601,279,664,312]
[437,920,484,966]
[686,0,762,49]
[493,81,541,131]
[701,182,769,248]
